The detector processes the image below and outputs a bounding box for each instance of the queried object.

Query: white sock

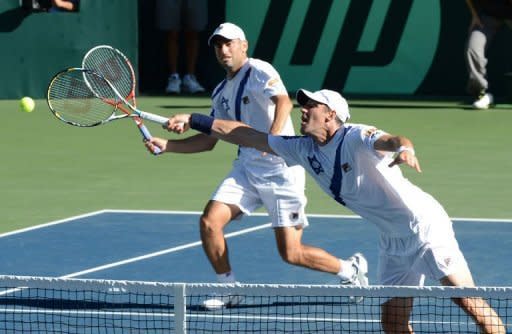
[217,271,236,283]
[337,259,355,280]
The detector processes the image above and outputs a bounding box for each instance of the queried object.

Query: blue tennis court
[1,210,510,286]
[0,211,511,333]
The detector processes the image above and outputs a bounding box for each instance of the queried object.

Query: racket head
[82,45,136,103]
[47,67,122,127]
[81,45,162,155]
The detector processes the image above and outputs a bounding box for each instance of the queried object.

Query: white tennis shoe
[340,253,368,303]
[165,73,181,94]
[182,74,205,94]
[202,293,244,310]
[340,252,368,287]
[472,92,494,109]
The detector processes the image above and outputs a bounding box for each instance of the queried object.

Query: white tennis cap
[208,22,247,46]
[296,89,350,122]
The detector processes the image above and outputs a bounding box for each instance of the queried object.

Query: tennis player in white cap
[146,23,368,309]
[155,88,505,333]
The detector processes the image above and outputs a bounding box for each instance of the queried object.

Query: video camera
[19,0,52,12]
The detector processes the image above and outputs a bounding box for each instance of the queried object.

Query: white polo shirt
[211,58,295,175]
[268,123,452,237]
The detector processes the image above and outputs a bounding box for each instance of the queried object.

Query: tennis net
[0,275,509,333]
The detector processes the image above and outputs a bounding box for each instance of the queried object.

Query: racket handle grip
[138,124,162,155]
[137,111,169,126]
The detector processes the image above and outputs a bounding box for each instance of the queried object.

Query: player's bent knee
[278,247,302,265]
[200,216,221,234]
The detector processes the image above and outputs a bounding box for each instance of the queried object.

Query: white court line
[2,209,511,279]
[3,209,511,240]
[60,222,271,279]
[0,220,271,295]
[0,210,108,238]
[101,209,512,223]
[56,210,512,277]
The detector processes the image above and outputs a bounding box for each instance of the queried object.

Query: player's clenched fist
[144,137,169,154]
[166,114,191,134]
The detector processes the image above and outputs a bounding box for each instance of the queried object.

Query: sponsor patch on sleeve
[364,127,378,138]
[267,77,281,87]
[363,127,386,145]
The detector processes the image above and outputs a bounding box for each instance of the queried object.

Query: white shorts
[211,163,308,228]
[378,221,469,286]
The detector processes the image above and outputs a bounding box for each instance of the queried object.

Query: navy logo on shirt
[290,212,299,221]
[221,96,230,112]
[342,163,352,173]
[307,155,324,174]
[242,96,250,104]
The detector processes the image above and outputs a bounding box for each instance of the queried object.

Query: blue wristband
[189,113,214,135]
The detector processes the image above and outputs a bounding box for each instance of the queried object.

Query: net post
[174,283,187,334]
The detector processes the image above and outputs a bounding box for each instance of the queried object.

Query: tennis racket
[47,67,169,128]
[82,45,161,154]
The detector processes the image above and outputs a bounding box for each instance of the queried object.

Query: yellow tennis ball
[20,97,35,113]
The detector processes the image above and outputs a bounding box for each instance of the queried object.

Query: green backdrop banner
[0,0,138,99]
[224,0,512,98]
[227,0,440,95]
[2,0,511,98]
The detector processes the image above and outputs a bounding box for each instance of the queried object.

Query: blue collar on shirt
[235,67,252,121]
[329,126,350,206]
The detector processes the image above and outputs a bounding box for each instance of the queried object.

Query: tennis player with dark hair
[146,23,368,308]
[150,89,505,333]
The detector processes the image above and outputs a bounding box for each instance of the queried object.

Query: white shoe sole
[353,253,369,287]
[202,298,225,310]
[202,294,244,310]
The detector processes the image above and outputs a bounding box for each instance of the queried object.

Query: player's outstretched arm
[145,133,217,154]
[168,113,275,154]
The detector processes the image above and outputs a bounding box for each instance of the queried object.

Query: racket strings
[48,70,118,127]
[82,48,134,100]
[82,47,143,127]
